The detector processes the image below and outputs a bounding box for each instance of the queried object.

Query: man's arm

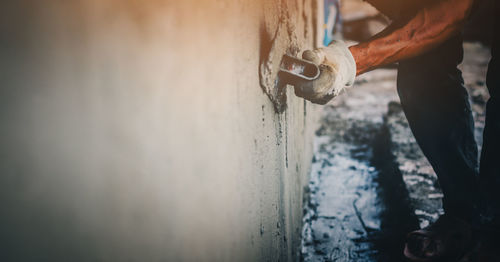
[293,0,476,104]
[350,0,475,75]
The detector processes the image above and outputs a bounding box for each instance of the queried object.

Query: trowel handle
[278,54,320,86]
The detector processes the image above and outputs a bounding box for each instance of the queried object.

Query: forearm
[350,0,475,75]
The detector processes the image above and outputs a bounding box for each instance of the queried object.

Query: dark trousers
[396,7,499,228]
[479,2,500,228]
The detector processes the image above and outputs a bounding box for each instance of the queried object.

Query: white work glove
[294,40,356,105]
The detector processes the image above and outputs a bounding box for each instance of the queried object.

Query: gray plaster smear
[0,1,322,261]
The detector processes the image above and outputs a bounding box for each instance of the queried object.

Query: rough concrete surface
[0,1,322,261]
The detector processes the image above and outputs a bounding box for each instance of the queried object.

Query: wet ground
[301,42,491,262]
[301,69,418,262]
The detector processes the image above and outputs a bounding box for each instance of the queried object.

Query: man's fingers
[293,40,355,105]
[293,65,335,95]
[302,49,324,65]
[314,93,335,105]
[293,85,335,105]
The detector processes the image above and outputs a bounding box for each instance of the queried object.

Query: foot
[477,230,500,262]
[404,215,476,262]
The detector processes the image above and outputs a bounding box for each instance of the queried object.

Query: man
[294,0,499,261]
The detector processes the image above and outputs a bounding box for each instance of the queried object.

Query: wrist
[349,44,370,76]
[326,40,357,86]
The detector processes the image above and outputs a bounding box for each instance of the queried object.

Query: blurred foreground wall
[0,0,321,261]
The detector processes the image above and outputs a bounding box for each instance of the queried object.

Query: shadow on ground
[301,69,418,262]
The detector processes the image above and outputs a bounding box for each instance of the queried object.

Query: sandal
[404,215,475,262]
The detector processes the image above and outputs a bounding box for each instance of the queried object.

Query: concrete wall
[0,1,320,261]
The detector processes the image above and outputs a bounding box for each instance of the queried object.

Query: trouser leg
[479,2,500,229]
[397,34,479,223]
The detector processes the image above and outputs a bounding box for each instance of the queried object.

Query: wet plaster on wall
[257,2,321,258]
[0,1,321,261]
[259,0,317,113]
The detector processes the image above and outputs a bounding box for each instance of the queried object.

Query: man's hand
[293,40,356,105]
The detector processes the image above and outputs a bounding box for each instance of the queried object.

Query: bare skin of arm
[349,0,475,75]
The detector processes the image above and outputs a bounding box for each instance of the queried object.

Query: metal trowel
[272,54,320,113]
[278,54,320,88]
